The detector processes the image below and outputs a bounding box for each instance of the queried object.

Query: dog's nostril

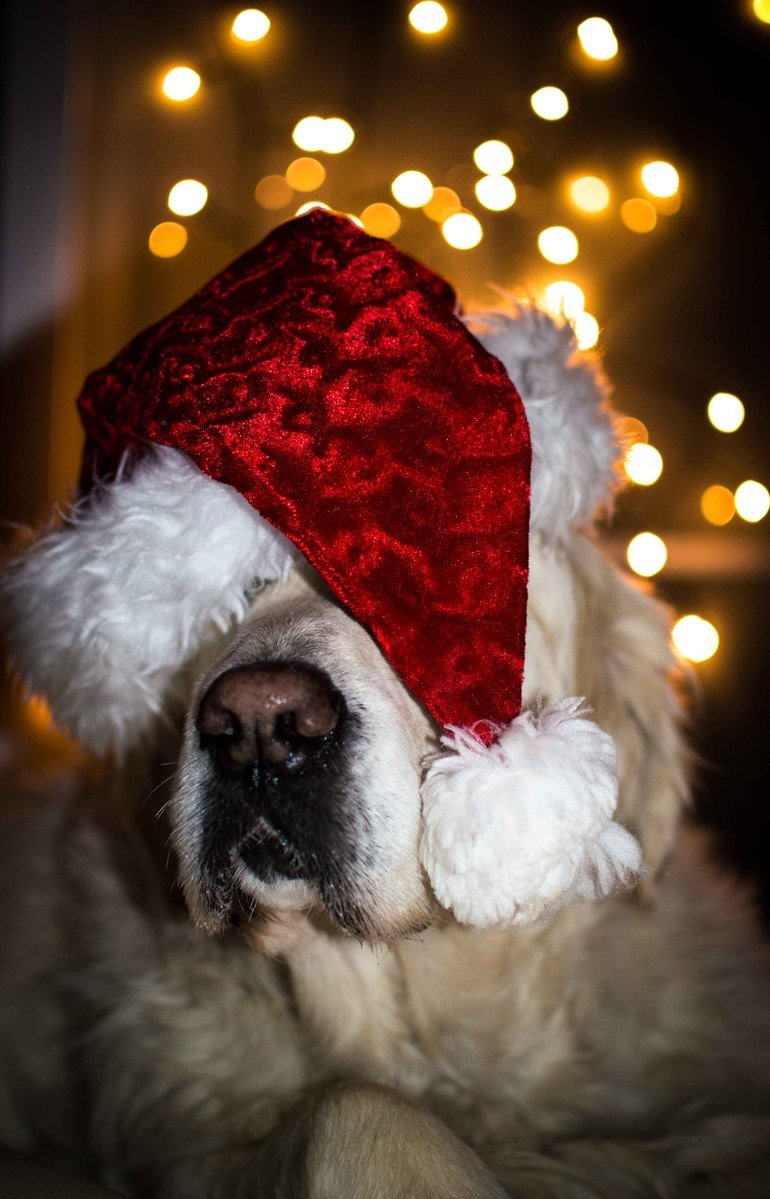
[196,662,342,777]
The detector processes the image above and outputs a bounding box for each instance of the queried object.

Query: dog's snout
[196,663,342,776]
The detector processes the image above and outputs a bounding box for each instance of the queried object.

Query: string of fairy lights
[146,4,770,670]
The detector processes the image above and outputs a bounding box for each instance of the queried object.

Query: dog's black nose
[196,663,342,778]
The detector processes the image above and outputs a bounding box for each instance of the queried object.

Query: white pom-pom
[419,698,643,928]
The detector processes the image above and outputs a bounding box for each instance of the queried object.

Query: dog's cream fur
[1,309,770,1198]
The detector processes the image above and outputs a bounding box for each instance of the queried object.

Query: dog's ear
[571,538,690,880]
[0,447,299,756]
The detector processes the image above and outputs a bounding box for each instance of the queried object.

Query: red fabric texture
[77,209,531,733]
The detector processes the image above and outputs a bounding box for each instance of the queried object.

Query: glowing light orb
[475,174,516,211]
[577,17,618,60]
[569,175,610,212]
[627,532,667,578]
[530,87,569,121]
[391,170,433,207]
[544,281,585,320]
[360,203,401,237]
[254,175,293,209]
[701,485,735,527]
[292,116,327,152]
[473,140,514,174]
[167,179,208,216]
[624,443,663,486]
[322,117,355,153]
[148,222,188,257]
[231,9,270,42]
[707,392,745,433]
[570,311,598,350]
[672,616,719,664]
[285,157,325,192]
[538,226,578,264]
[423,186,461,221]
[754,0,770,23]
[295,201,330,216]
[161,67,201,102]
[641,161,679,198]
[735,480,770,523]
[408,2,448,34]
[617,416,649,445]
[441,212,483,249]
[621,198,657,233]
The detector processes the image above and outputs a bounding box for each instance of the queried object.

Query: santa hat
[1,209,641,928]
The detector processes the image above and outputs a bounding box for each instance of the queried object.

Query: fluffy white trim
[464,305,621,539]
[1,447,299,754]
[419,698,643,928]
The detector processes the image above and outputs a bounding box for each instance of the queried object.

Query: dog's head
[1,295,688,943]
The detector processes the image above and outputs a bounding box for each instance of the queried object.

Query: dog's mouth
[238,815,307,882]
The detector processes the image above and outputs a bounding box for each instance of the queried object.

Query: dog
[1,215,770,1198]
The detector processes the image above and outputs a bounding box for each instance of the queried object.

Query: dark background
[2,0,769,909]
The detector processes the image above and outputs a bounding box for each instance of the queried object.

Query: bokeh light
[735,480,770,523]
[577,17,618,60]
[641,161,679,198]
[360,202,401,237]
[475,174,516,211]
[292,116,327,152]
[621,198,657,233]
[530,87,569,120]
[167,179,208,216]
[231,9,270,42]
[538,226,578,264]
[255,175,294,209]
[423,186,461,221]
[442,212,483,249]
[617,416,649,445]
[754,0,770,23]
[672,616,719,664]
[573,311,599,350]
[569,175,610,212]
[161,67,201,102]
[707,392,745,433]
[295,200,330,216]
[285,157,325,192]
[627,532,667,577]
[392,170,433,207]
[148,222,188,257]
[473,140,514,174]
[544,281,585,320]
[322,117,355,153]
[701,485,735,526]
[624,443,663,486]
[408,2,448,34]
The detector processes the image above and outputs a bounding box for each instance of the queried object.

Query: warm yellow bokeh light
[544,281,585,320]
[707,392,745,433]
[473,140,514,174]
[754,0,770,23]
[577,17,618,60]
[292,116,327,152]
[231,9,270,42]
[408,1,448,34]
[672,615,719,664]
[391,170,433,207]
[701,485,735,527]
[624,443,663,486]
[641,161,679,198]
[442,212,483,249]
[573,311,599,350]
[295,200,330,216]
[254,175,293,209]
[617,415,649,445]
[148,222,188,258]
[161,67,201,102]
[735,480,770,523]
[475,174,516,211]
[621,198,657,233]
[423,186,461,221]
[360,202,401,237]
[627,532,667,578]
[530,87,569,120]
[167,179,208,216]
[538,226,578,264]
[570,175,610,212]
[285,157,325,192]
[322,117,355,153]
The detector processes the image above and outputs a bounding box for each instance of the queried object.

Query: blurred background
[2,0,769,910]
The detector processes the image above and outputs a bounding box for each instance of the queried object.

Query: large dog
[1,215,770,1197]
